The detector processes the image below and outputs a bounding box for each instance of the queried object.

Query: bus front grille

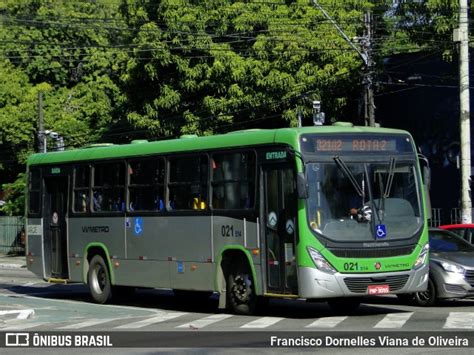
[328,246,415,258]
[343,275,409,293]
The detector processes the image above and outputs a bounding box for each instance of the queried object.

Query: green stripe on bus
[215,245,260,295]
[83,243,115,285]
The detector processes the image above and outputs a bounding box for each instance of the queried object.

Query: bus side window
[73,165,90,213]
[128,158,165,212]
[211,151,255,210]
[92,162,125,213]
[168,155,208,211]
[28,168,41,215]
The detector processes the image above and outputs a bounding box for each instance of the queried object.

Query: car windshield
[429,230,474,252]
[306,159,422,242]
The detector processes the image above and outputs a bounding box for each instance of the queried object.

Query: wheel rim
[416,282,433,303]
[91,264,107,295]
[232,274,252,303]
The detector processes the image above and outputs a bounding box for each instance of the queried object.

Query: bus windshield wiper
[384,157,396,198]
[334,156,363,197]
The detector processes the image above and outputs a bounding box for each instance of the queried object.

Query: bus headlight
[413,243,429,270]
[307,247,336,274]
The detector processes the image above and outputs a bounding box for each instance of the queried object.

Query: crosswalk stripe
[2,322,47,330]
[240,317,284,329]
[305,316,347,328]
[374,312,414,328]
[116,313,187,329]
[443,312,474,329]
[59,318,118,329]
[176,314,233,329]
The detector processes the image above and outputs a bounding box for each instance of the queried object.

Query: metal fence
[0,216,25,255]
[429,208,474,227]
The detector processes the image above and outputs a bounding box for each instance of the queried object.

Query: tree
[0,0,130,211]
[119,0,375,137]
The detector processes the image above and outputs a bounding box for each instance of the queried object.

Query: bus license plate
[367,284,390,295]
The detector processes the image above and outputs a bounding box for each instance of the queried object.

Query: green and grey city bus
[26,124,430,314]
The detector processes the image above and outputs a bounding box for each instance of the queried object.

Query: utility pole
[312,1,376,126]
[37,92,45,153]
[363,11,375,127]
[455,0,472,223]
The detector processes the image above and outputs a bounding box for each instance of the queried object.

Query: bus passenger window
[128,158,165,212]
[168,155,208,211]
[73,165,90,213]
[92,162,125,213]
[93,191,103,211]
[211,152,255,210]
[28,168,41,214]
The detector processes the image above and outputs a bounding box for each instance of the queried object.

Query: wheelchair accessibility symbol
[375,224,387,239]
[134,217,143,236]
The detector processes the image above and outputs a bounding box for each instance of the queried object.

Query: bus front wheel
[88,255,112,304]
[227,260,257,315]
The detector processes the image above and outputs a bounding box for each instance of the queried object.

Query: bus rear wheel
[88,255,112,304]
[227,260,257,315]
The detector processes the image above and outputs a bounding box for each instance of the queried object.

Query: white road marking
[443,312,474,329]
[176,314,233,329]
[374,312,414,328]
[59,318,119,329]
[240,316,284,329]
[0,309,35,320]
[116,312,188,329]
[305,316,347,328]
[2,322,46,330]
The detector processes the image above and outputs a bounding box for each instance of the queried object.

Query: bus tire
[88,255,112,304]
[227,260,257,315]
[413,277,437,307]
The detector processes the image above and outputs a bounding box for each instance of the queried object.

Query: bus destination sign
[301,134,413,154]
[316,138,396,152]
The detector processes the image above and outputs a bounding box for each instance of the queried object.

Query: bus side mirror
[297,172,308,199]
[418,154,431,219]
[418,154,431,188]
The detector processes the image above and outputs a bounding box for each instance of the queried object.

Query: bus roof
[27,125,411,166]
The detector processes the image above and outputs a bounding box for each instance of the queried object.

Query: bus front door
[44,177,68,279]
[262,165,298,295]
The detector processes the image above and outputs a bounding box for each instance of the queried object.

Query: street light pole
[311,1,375,126]
[456,0,472,223]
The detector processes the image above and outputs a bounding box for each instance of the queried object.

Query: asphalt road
[1,263,474,354]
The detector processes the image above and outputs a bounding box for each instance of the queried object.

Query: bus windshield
[306,159,422,242]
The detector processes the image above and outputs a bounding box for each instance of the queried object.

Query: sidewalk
[0,253,26,269]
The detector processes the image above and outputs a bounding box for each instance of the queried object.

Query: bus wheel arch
[219,249,258,315]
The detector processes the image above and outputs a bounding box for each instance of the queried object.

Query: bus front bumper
[298,264,429,299]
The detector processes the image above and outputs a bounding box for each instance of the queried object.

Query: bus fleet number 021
[344,262,359,271]
[221,225,242,237]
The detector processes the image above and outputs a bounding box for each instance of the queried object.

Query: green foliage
[379,0,461,56]
[120,0,373,136]
[1,172,25,216]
